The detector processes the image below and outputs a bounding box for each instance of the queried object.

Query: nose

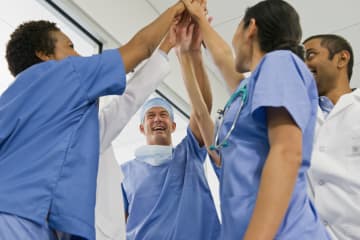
[153,114,162,122]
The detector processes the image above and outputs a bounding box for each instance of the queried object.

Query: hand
[173,1,186,17]
[159,24,177,53]
[181,0,207,22]
[174,14,193,54]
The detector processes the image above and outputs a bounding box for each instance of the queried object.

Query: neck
[249,44,265,71]
[324,79,352,104]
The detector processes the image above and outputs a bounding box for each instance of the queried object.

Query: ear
[337,50,350,69]
[246,18,258,40]
[139,124,145,135]
[35,51,52,61]
[171,122,177,133]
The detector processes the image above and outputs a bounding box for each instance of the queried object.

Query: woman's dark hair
[6,20,60,76]
[243,0,304,60]
[303,34,354,80]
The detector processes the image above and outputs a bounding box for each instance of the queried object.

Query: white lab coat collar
[318,89,360,122]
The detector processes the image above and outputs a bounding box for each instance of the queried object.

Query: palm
[189,23,202,51]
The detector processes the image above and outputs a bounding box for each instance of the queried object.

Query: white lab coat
[308,89,360,240]
[95,50,170,240]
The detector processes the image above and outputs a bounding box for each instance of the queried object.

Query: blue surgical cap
[140,97,174,123]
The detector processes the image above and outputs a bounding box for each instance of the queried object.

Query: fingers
[187,23,195,36]
[181,0,192,9]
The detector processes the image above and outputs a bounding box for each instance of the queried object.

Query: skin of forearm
[159,40,173,54]
[119,2,184,72]
[188,51,212,111]
[139,2,183,55]
[178,52,220,166]
[244,146,301,240]
[196,17,242,92]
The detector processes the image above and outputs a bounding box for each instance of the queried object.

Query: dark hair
[303,34,354,80]
[6,20,60,76]
[243,0,304,60]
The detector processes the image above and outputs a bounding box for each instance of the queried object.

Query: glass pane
[0,0,99,95]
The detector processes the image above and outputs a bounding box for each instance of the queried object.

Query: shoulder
[120,159,137,176]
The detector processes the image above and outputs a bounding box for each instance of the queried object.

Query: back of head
[303,34,354,80]
[6,20,60,76]
[243,0,304,60]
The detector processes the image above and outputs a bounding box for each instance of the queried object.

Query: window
[0,0,99,95]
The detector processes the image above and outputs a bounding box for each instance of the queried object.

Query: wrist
[159,42,173,54]
[172,2,185,15]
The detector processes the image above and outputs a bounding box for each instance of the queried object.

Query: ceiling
[66,0,360,115]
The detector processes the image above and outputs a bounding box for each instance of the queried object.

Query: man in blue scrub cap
[0,2,186,240]
[121,17,220,239]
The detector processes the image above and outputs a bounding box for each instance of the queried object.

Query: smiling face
[304,38,339,96]
[140,107,176,146]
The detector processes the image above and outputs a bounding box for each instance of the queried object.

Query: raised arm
[175,18,220,166]
[181,0,244,93]
[99,29,176,152]
[119,1,184,73]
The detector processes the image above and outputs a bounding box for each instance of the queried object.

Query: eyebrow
[305,47,317,52]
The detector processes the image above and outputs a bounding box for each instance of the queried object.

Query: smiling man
[303,34,360,240]
[120,97,220,240]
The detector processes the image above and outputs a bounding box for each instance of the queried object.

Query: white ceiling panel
[147,0,251,26]
[288,0,360,37]
[66,0,360,108]
[72,0,159,44]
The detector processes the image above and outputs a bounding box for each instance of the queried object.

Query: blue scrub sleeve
[185,127,207,164]
[251,51,311,132]
[121,183,129,214]
[69,49,126,101]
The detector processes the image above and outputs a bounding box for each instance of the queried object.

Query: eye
[160,112,169,117]
[69,43,74,49]
[305,51,316,61]
[146,113,155,119]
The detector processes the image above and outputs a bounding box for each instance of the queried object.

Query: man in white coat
[304,34,360,240]
[95,30,175,240]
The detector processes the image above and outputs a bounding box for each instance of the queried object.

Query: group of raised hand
[163,0,209,54]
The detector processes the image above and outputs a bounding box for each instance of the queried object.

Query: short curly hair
[6,20,60,76]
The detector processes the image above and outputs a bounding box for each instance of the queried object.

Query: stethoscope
[209,82,248,151]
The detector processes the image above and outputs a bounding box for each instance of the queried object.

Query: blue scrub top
[218,50,329,239]
[121,127,220,240]
[0,49,126,240]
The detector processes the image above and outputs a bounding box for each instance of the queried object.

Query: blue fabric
[218,50,329,239]
[0,49,126,240]
[121,127,220,240]
[319,96,334,118]
[0,213,56,240]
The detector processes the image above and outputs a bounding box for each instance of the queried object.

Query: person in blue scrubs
[182,0,330,239]
[0,2,186,239]
[121,20,220,239]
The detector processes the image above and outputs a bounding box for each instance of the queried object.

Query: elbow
[272,144,302,168]
[193,107,209,123]
[284,148,302,168]
[213,45,233,67]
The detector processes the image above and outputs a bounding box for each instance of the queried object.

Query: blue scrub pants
[0,213,56,240]
[0,213,84,240]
